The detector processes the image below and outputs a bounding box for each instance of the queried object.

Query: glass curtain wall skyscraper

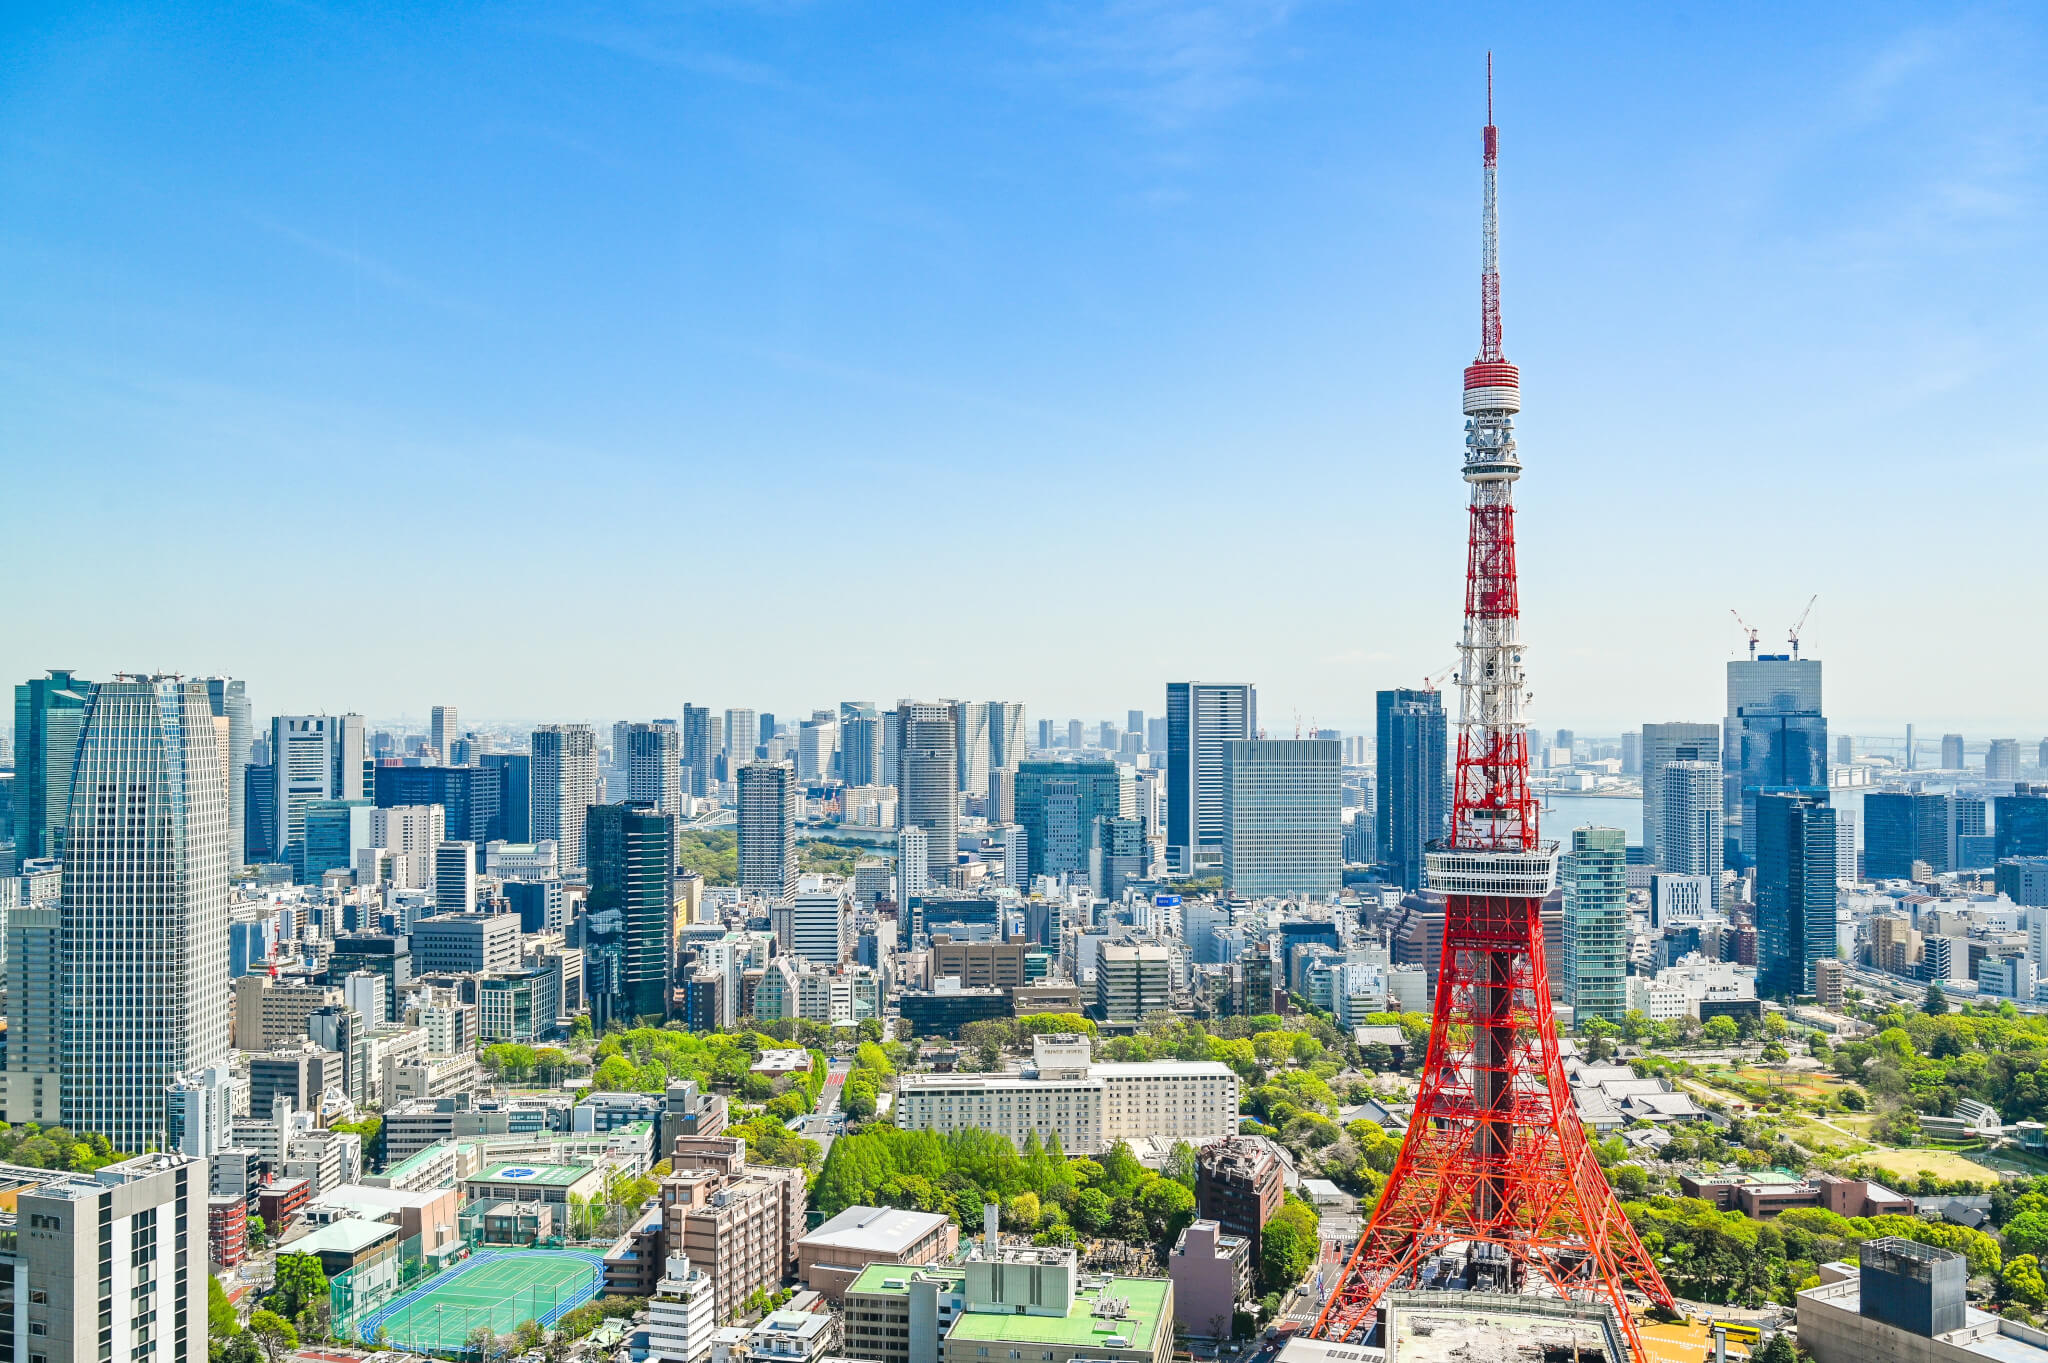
[59,677,231,1152]
[681,705,720,798]
[12,669,95,861]
[585,800,676,1025]
[1165,681,1257,875]
[1013,760,1125,882]
[1755,790,1838,998]
[1561,826,1628,1026]
[1375,688,1447,892]
[1724,656,1826,862]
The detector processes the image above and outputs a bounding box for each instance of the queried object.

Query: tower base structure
[1310,850,1676,1357]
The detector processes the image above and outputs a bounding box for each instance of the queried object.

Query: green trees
[2007,1211,2048,1261]
[1925,983,1949,1016]
[2005,1255,2048,1309]
[208,1275,240,1340]
[247,1311,297,1363]
[268,1253,328,1323]
[1258,1196,1321,1295]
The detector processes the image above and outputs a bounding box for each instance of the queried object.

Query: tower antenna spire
[1309,55,1677,1360]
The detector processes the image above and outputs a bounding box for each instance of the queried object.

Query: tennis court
[356,1249,607,1353]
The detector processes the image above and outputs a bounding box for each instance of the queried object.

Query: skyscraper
[1655,760,1724,910]
[988,702,1028,778]
[1997,786,2048,861]
[1988,739,2021,782]
[1864,790,1952,879]
[270,713,368,877]
[1619,731,1640,776]
[1220,738,1342,897]
[430,704,461,762]
[897,826,930,902]
[434,841,477,913]
[626,722,685,815]
[585,801,676,1024]
[1639,721,1718,867]
[798,713,838,781]
[1066,719,1084,750]
[682,705,720,798]
[736,761,798,904]
[1127,710,1146,750]
[1014,760,1125,882]
[481,751,531,841]
[723,707,758,781]
[841,713,884,788]
[12,669,94,861]
[1374,688,1447,892]
[374,764,502,847]
[1165,681,1257,875]
[59,677,230,1151]
[1723,655,1825,860]
[951,701,991,798]
[896,702,959,880]
[1941,733,1966,770]
[1754,791,1838,998]
[202,677,252,867]
[1560,826,1628,1026]
[532,724,599,873]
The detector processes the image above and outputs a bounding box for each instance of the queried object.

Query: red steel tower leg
[1312,57,1676,1355]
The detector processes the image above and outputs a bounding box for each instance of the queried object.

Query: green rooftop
[468,1162,594,1189]
[945,1276,1169,1350]
[849,1263,963,1296]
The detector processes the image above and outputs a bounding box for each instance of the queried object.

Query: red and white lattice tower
[1310,57,1677,1354]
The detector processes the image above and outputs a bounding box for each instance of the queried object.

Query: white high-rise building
[270,712,367,864]
[434,841,477,913]
[993,823,1029,889]
[737,762,798,904]
[724,707,759,781]
[1165,682,1257,874]
[166,1063,244,1159]
[897,702,959,879]
[430,704,461,762]
[898,827,930,902]
[647,1255,718,1363]
[783,884,849,965]
[798,714,838,781]
[532,724,599,873]
[626,721,685,814]
[61,678,230,1152]
[1640,722,1719,868]
[1656,759,1724,911]
[371,804,446,888]
[201,677,252,867]
[952,701,991,798]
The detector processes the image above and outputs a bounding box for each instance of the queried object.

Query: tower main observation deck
[1308,59,1678,1358]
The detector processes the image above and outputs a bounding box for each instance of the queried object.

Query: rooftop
[800,1205,952,1253]
[468,1163,593,1188]
[945,1275,1170,1350]
[290,1217,398,1257]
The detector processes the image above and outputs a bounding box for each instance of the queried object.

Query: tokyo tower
[1309,57,1677,1355]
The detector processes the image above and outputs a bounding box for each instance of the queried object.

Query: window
[27,1293,45,1306]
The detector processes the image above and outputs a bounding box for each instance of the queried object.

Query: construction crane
[1730,609,1760,659]
[1787,594,1817,659]
[1422,660,1457,692]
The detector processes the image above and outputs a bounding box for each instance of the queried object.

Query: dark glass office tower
[585,801,676,1026]
[1375,688,1447,892]
[1755,790,1837,998]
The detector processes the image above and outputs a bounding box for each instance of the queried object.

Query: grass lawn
[1781,1115,1872,1155]
[1853,1147,2001,1184]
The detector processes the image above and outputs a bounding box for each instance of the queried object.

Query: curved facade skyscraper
[60,676,231,1152]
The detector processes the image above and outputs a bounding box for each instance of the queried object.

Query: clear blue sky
[5,3,2043,738]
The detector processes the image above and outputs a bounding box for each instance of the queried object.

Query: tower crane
[1730,609,1760,659]
[1787,594,1817,660]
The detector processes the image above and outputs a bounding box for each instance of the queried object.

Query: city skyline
[5,6,2046,731]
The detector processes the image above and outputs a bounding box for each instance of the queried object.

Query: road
[786,1057,852,1161]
